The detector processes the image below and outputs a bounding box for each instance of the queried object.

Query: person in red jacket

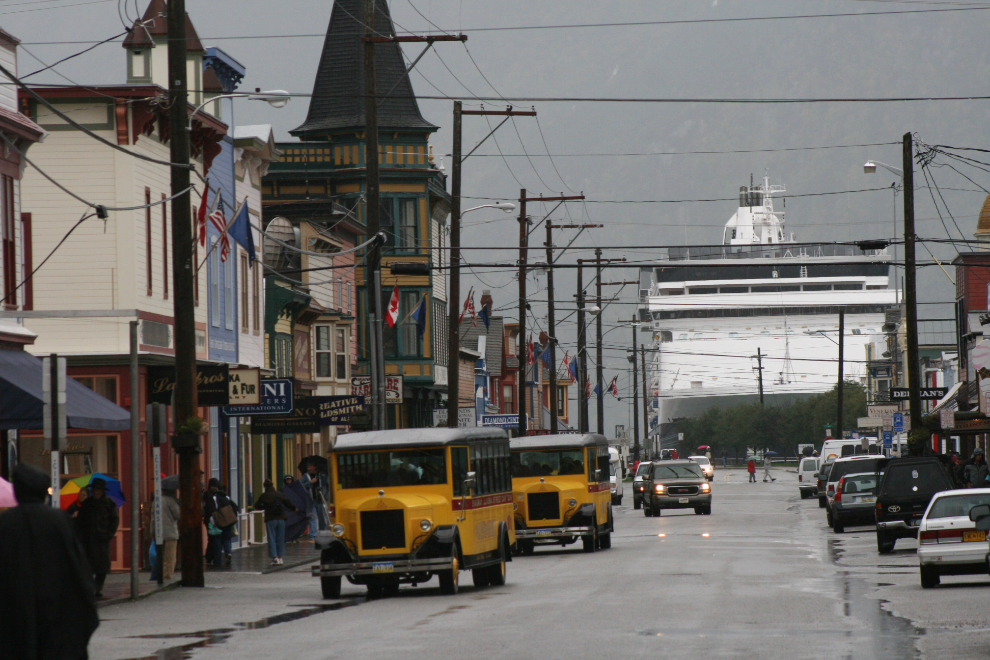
[747,458,757,483]
[670,449,679,460]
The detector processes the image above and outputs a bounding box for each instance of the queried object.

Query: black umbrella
[298,455,329,475]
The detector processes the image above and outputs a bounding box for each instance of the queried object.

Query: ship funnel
[739,186,747,207]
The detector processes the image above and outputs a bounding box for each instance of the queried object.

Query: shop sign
[223,379,293,416]
[227,368,261,405]
[148,365,229,406]
[250,396,321,434]
[351,376,403,401]
[318,396,366,426]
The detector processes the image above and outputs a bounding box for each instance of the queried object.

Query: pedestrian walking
[253,479,297,565]
[0,464,99,660]
[300,461,329,541]
[202,478,239,567]
[77,477,119,598]
[763,454,776,482]
[963,449,989,489]
[747,458,757,483]
[705,448,713,464]
[160,488,180,580]
[721,450,727,468]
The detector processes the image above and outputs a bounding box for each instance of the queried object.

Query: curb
[260,555,319,574]
[98,579,180,608]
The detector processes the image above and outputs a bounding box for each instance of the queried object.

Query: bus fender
[433,525,458,545]
[319,538,354,564]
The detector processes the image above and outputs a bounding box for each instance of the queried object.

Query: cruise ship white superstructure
[639,176,897,427]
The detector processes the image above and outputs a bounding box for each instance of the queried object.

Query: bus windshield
[336,449,447,489]
[511,450,585,477]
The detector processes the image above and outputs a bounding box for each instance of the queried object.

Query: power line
[445,141,901,157]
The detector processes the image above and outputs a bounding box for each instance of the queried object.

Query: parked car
[632,461,652,510]
[825,456,883,527]
[642,460,712,517]
[798,457,820,499]
[917,488,990,588]
[875,457,954,554]
[830,472,879,533]
[816,460,834,509]
[689,455,714,481]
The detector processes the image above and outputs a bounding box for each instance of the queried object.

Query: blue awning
[0,349,130,431]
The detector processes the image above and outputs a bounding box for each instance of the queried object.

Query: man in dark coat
[77,477,119,597]
[0,463,99,659]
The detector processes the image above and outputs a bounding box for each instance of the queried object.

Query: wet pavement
[86,476,990,660]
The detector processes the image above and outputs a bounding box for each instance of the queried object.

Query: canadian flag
[385,285,400,328]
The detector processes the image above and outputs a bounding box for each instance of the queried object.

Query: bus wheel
[366,583,384,599]
[582,530,597,553]
[487,558,506,586]
[472,568,490,588]
[439,557,459,595]
[599,531,612,549]
[321,576,341,599]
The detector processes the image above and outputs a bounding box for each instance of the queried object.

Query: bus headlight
[420,519,433,532]
[331,524,345,537]
[568,498,578,508]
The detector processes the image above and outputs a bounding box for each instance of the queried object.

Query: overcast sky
[6,0,989,432]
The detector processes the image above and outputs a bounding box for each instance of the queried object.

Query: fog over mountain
[7,0,988,431]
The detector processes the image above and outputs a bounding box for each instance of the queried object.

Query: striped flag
[209,194,231,262]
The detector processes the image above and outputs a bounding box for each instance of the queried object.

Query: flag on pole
[227,198,256,263]
[540,345,552,370]
[385,285,400,328]
[458,287,477,326]
[593,381,602,397]
[568,354,579,382]
[527,335,535,365]
[478,305,490,331]
[410,296,427,339]
[197,184,209,247]
[608,376,619,397]
[209,193,231,262]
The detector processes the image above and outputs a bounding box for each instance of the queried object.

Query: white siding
[0,41,16,112]
[431,217,445,302]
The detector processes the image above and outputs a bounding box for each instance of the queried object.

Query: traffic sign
[882,430,893,449]
[940,408,954,430]
[893,413,904,433]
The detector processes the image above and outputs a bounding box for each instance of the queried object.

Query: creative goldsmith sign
[249,395,367,434]
[147,365,229,406]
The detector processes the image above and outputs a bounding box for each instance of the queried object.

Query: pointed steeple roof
[291,0,437,138]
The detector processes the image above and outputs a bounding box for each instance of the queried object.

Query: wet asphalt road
[90,470,990,660]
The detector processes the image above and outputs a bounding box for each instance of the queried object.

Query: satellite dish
[264,217,296,270]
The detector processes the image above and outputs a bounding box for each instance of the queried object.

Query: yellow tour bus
[510,433,614,554]
[312,427,515,598]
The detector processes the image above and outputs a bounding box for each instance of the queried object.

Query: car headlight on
[331,523,346,537]
[568,498,578,508]
[420,519,433,532]
[655,484,665,493]
[700,483,711,493]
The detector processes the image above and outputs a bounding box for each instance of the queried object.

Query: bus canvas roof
[335,427,508,451]
[510,433,609,452]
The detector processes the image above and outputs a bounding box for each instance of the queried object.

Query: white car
[798,457,820,499]
[917,488,990,588]
[609,447,623,505]
[689,456,714,481]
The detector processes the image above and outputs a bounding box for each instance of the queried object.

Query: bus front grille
[360,510,406,550]
[527,492,560,521]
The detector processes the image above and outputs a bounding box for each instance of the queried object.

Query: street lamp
[188,89,291,129]
[864,159,904,303]
[462,202,515,215]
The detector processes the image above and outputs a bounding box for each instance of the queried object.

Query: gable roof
[290,0,437,138]
[122,0,205,52]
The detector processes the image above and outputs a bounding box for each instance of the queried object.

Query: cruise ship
[638,175,897,428]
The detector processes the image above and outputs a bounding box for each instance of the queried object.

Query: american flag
[210,195,230,262]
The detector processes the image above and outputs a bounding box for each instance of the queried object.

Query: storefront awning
[931,382,963,413]
[0,349,130,430]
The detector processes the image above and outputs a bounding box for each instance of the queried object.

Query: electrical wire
[0,211,94,304]
[20,30,127,79]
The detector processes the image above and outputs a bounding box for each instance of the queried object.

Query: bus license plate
[679,498,689,504]
[964,530,986,543]
[372,562,394,574]
[535,530,551,537]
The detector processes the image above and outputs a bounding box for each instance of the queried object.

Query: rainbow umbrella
[0,476,16,508]
[60,473,125,509]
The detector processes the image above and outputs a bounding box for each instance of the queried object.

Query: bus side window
[452,446,469,496]
[482,443,493,495]
[499,443,510,492]
[587,448,596,482]
[598,449,609,481]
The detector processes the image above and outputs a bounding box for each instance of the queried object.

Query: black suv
[874,457,953,554]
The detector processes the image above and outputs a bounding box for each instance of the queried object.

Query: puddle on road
[122,600,360,659]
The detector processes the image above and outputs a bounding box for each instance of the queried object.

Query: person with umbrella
[299,457,329,542]
[77,477,120,598]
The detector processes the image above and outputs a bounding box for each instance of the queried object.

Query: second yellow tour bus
[313,427,515,597]
[510,433,614,554]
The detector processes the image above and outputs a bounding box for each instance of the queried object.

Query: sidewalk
[98,539,320,607]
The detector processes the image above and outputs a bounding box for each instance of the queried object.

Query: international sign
[432,407,477,428]
[351,376,403,401]
[223,379,293,416]
[890,387,947,401]
[482,414,519,429]
[227,368,261,405]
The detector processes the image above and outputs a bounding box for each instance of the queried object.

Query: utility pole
[630,317,640,461]
[641,345,649,455]
[837,309,845,440]
[577,263,588,433]
[517,190,528,438]
[595,249,604,435]
[167,0,203,589]
[755,348,765,405]
[449,105,533,428]
[363,0,383,430]
[902,132,923,449]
